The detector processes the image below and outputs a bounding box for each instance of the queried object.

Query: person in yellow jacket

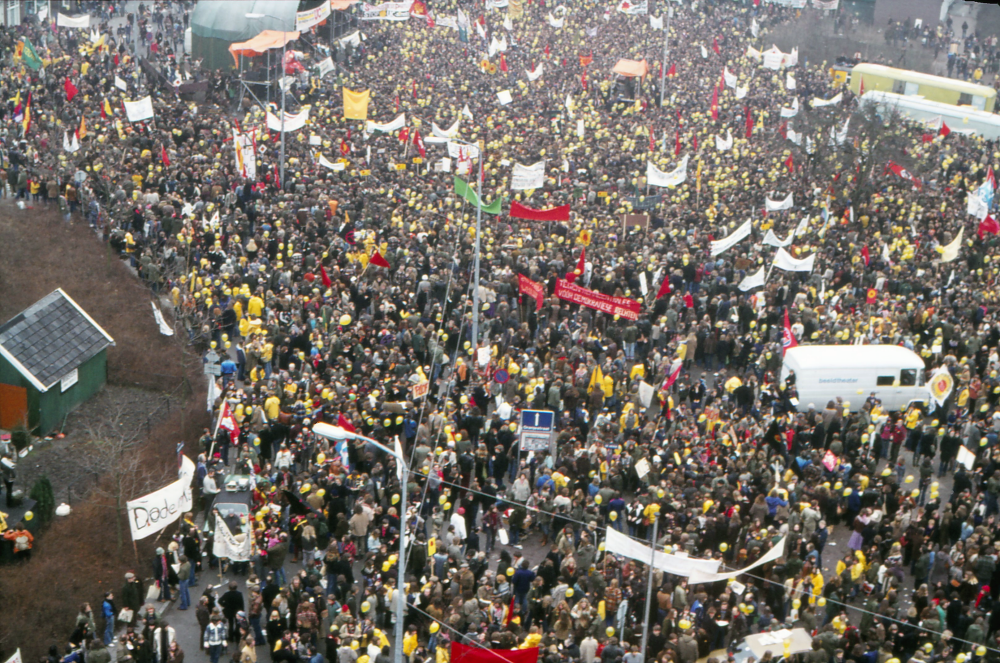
[264,393,281,421]
[402,626,418,656]
[520,626,542,649]
[247,293,264,318]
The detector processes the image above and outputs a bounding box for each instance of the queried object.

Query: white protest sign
[127,456,196,540]
[123,96,154,122]
[511,161,545,190]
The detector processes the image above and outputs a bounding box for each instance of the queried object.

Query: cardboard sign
[361,169,371,176]
[412,381,429,399]
[396,164,407,171]
[597,191,609,198]
[622,213,650,233]
[413,157,423,164]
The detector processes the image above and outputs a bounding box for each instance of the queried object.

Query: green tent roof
[191,0,300,43]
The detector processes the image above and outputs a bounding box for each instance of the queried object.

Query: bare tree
[80,404,173,552]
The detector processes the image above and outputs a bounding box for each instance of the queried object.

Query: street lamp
[246,12,290,190]
[448,138,484,355]
[312,423,408,663]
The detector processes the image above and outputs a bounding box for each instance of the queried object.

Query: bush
[10,426,29,452]
[28,476,55,524]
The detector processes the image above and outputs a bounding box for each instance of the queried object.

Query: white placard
[213,517,252,561]
[710,219,752,256]
[123,96,154,122]
[57,12,90,28]
[115,75,127,91]
[316,56,335,78]
[497,90,513,105]
[638,381,655,408]
[266,107,310,132]
[61,368,79,392]
[309,135,322,146]
[511,160,545,190]
[361,1,414,21]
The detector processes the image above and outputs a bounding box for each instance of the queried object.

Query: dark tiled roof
[0,290,113,390]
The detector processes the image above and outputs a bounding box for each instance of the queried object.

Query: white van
[781,345,929,413]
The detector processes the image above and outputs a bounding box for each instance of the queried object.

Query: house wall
[37,349,107,435]
[0,354,40,430]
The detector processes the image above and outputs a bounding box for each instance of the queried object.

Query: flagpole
[208,388,226,462]
[659,8,670,108]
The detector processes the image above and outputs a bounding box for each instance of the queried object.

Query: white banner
[316,56,335,78]
[233,129,257,180]
[266,107,310,132]
[318,154,346,171]
[688,536,787,584]
[435,158,452,172]
[57,12,90,28]
[968,193,990,220]
[940,227,963,263]
[650,15,663,29]
[436,16,458,30]
[213,517,252,562]
[123,96,154,122]
[576,118,584,138]
[735,85,748,99]
[812,0,839,9]
[63,131,79,153]
[773,248,816,272]
[547,13,564,28]
[787,127,801,144]
[151,302,174,336]
[487,0,509,7]
[605,528,721,577]
[432,119,461,139]
[339,31,362,48]
[780,97,800,118]
[647,155,688,188]
[617,0,648,14]
[763,229,794,248]
[763,48,784,70]
[724,68,737,89]
[296,1,332,30]
[448,141,480,161]
[4,650,21,663]
[738,267,766,291]
[716,129,733,151]
[511,160,546,190]
[810,92,843,108]
[361,1,414,21]
[751,18,759,37]
[710,219,752,256]
[127,456,196,541]
[367,113,406,133]
[115,75,128,91]
[786,74,796,90]
[765,193,794,212]
[526,63,544,81]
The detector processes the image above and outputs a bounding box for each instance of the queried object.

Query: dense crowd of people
[11,1,1000,663]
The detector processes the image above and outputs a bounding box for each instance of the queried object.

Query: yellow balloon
[24,511,33,521]
[606,627,615,637]
[351,642,359,650]
[719,542,728,552]
[340,315,352,326]
[392,494,400,504]
[429,623,440,634]
[594,495,603,504]
[361,601,371,612]
[609,511,618,521]
[565,588,574,597]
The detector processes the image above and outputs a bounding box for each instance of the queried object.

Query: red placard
[555,279,640,320]
[517,274,545,311]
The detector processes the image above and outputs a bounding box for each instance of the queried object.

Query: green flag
[19,39,42,71]
[454,177,501,215]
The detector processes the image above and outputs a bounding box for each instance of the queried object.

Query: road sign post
[519,409,555,455]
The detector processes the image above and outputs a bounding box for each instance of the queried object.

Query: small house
[0,289,114,435]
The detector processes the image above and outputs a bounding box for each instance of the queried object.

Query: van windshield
[900,369,923,387]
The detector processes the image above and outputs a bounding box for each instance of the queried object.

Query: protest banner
[555,279,640,320]
[127,456,195,540]
[518,274,545,310]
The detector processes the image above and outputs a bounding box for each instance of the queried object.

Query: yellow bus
[849,63,996,112]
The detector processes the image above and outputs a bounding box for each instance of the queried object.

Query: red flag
[674,131,681,156]
[979,215,1000,239]
[64,77,78,102]
[504,593,516,626]
[161,144,170,167]
[861,245,870,266]
[320,265,332,288]
[509,201,570,222]
[566,248,586,282]
[710,86,718,121]
[217,402,241,445]
[399,127,409,143]
[785,154,793,173]
[544,44,550,57]
[712,36,720,54]
[655,273,672,300]
[649,127,655,153]
[866,288,877,304]
[782,309,798,356]
[661,359,682,391]
[939,122,951,138]
[692,134,698,152]
[340,139,350,157]
[100,101,107,120]
[412,80,417,98]
[451,642,538,663]
[370,249,391,269]
[500,53,508,73]
[858,75,865,96]
[921,133,934,143]
[581,70,587,91]
[579,54,593,68]
[667,63,676,77]
[885,161,922,190]
[778,120,788,139]
[395,95,400,112]
[987,166,997,191]
[337,413,356,433]
[745,106,753,139]
[413,129,426,159]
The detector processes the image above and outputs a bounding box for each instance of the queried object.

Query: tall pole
[639,516,659,663]
[279,36,286,191]
[394,464,408,663]
[471,148,483,353]
[659,9,670,108]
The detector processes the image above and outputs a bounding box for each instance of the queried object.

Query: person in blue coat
[101,591,115,645]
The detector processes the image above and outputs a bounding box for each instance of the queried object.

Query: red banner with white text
[518,274,545,310]
[555,279,640,320]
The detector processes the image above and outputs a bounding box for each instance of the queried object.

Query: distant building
[0,289,114,435]
[874,0,944,28]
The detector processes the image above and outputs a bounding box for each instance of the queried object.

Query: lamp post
[659,8,672,108]
[448,138,484,354]
[246,12,289,190]
[313,423,408,663]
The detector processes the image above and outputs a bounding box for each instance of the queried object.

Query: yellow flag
[588,366,604,394]
[78,115,87,139]
[343,88,370,120]
[104,98,112,117]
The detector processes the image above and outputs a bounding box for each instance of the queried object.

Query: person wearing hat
[121,571,144,627]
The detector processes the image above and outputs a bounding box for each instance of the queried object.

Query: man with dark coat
[121,572,144,625]
[219,580,246,642]
[153,547,177,601]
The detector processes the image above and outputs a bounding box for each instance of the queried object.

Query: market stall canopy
[229,29,301,66]
[612,59,649,78]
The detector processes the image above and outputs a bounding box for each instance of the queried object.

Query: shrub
[28,476,55,524]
